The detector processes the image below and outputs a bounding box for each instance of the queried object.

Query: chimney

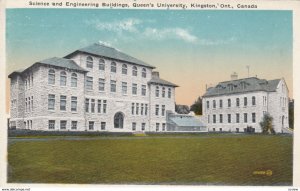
[152,71,159,78]
[231,72,238,80]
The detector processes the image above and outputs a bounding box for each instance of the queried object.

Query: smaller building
[166,112,207,132]
[202,75,289,133]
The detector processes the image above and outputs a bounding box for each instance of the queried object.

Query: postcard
[0,0,299,190]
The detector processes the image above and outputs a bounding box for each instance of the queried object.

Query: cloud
[143,27,198,43]
[86,18,142,34]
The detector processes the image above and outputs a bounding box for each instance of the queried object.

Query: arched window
[122,64,127,75]
[162,87,165,97]
[48,69,55,85]
[86,56,93,68]
[111,62,116,73]
[168,88,171,98]
[156,86,159,97]
[132,66,137,76]
[99,59,105,70]
[252,96,256,106]
[71,73,77,87]
[142,68,146,78]
[114,112,124,129]
[60,71,67,86]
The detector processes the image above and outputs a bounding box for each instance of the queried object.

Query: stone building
[8,43,179,132]
[202,74,289,133]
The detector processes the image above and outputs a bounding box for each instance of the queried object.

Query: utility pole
[246,65,250,77]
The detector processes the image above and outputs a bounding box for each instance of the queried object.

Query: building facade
[8,43,178,132]
[202,75,289,133]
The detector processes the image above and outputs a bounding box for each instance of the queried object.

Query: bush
[259,113,275,134]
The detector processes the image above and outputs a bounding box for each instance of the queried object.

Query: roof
[36,57,87,72]
[169,115,206,127]
[8,57,87,78]
[65,43,155,69]
[203,77,281,97]
[149,76,179,87]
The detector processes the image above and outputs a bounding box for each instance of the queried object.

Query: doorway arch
[114,112,124,129]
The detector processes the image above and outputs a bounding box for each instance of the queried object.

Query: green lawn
[7,134,293,185]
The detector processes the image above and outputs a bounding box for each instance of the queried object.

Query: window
[97,100,102,113]
[155,105,159,116]
[86,76,93,90]
[228,99,231,107]
[132,83,137,95]
[110,80,116,92]
[213,100,216,109]
[25,98,27,112]
[206,101,209,109]
[71,73,77,87]
[136,103,139,115]
[156,123,159,132]
[60,71,67,86]
[60,95,66,111]
[252,96,256,106]
[141,85,146,96]
[132,122,136,131]
[228,114,231,123]
[71,121,77,130]
[168,88,171,98]
[48,120,55,129]
[98,78,105,91]
[101,122,106,130]
[236,113,240,123]
[219,100,223,108]
[122,82,127,94]
[122,64,127,74]
[103,100,107,113]
[91,99,95,113]
[162,123,166,131]
[219,114,223,123]
[142,123,146,131]
[71,96,77,111]
[48,69,55,85]
[89,121,94,130]
[48,94,55,110]
[162,105,165,116]
[131,103,135,115]
[86,56,93,68]
[162,87,165,97]
[60,120,67,130]
[145,104,148,115]
[213,115,216,123]
[141,104,144,115]
[99,59,105,70]
[244,97,247,106]
[142,68,146,78]
[244,113,248,123]
[156,86,159,97]
[85,98,89,112]
[28,97,31,112]
[208,115,210,123]
[236,98,240,107]
[31,96,33,111]
[132,66,137,76]
[111,62,116,73]
[252,113,256,123]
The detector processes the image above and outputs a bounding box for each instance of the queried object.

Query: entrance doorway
[114,112,124,129]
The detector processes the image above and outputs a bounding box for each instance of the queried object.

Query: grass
[7,134,293,185]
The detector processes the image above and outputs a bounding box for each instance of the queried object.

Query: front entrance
[282,115,285,128]
[114,112,124,129]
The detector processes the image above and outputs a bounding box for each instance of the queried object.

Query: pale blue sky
[6,9,293,105]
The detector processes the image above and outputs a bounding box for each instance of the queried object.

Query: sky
[6,9,293,108]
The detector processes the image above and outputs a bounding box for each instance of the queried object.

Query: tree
[190,96,202,115]
[289,99,294,129]
[175,104,190,114]
[259,113,275,134]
